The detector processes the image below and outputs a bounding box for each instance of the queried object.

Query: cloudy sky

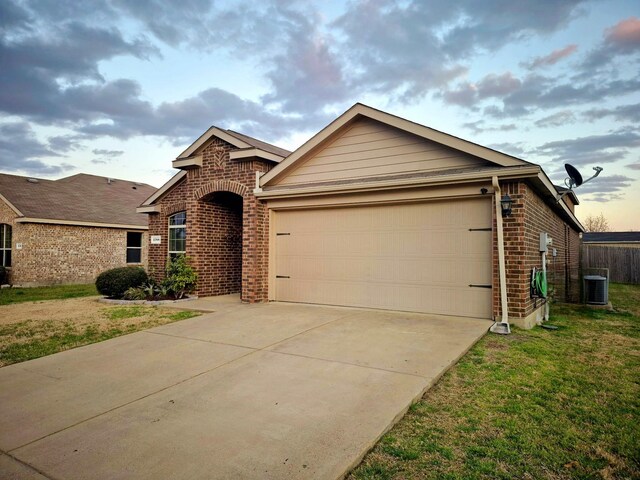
[1,0,639,229]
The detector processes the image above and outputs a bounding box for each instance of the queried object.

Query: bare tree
[583,213,610,232]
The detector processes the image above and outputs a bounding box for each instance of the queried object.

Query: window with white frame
[126,232,143,264]
[0,224,11,267]
[168,212,186,259]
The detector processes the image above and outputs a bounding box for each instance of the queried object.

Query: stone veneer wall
[492,181,581,327]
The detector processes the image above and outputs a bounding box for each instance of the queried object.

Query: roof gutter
[490,176,511,335]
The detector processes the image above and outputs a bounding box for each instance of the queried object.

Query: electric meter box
[539,232,553,252]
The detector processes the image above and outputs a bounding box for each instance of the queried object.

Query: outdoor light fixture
[501,194,513,217]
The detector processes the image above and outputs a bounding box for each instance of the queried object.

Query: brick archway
[193,180,248,200]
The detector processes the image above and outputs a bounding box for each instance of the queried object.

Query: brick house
[139,104,583,329]
[0,173,156,286]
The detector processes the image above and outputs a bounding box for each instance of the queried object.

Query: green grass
[0,284,98,305]
[350,283,640,480]
[0,306,201,366]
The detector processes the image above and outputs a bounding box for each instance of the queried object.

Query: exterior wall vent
[583,275,608,305]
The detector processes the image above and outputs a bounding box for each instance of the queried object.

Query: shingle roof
[225,130,291,158]
[0,173,156,226]
[582,232,640,243]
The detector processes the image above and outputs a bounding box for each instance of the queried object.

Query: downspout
[490,176,511,334]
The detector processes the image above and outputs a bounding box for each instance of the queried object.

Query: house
[0,173,156,286]
[138,104,583,329]
[582,232,640,247]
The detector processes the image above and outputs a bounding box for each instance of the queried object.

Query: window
[0,224,11,267]
[126,232,143,264]
[168,212,186,259]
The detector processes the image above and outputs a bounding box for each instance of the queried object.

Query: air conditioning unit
[583,275,608,305]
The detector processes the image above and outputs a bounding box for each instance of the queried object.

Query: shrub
[95,267,148,298]
[123,287,147,300]
[164,255,197,299]
[0,266,7,285]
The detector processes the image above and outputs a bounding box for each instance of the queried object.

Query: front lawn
[0,283,98,305]
[350,283,640,479]
[0,295,200,367]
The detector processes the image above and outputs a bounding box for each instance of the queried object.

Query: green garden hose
[535,270,548,298]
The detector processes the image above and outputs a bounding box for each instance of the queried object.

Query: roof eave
[16,217,148,230]
[229,148,285,163]
[255,166,541,199]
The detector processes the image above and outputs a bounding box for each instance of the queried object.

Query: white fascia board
[136,205,161,213]
[172,155,202,169]
[229,148,284,163]
[177,127,251,159]
[141,171,187,206]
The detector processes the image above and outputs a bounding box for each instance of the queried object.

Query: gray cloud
[523,44,578,69]
[534,111,577,127]
[583,103,640,123]
[575,174,634,202]
[487,142,527,157]
[47,135,84,153]
[536,129,640,167]
[627,162,640,170]
[92,149,124,157]
[0,123,72,174]
[581,16,640,72]
[462,120,517,135]
[260,7,348,112]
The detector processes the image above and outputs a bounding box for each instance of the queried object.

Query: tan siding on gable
[274,118,490,186]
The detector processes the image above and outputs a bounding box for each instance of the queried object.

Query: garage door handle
[469,284,492,288]
[469,228,491,231]
[276,275,290,279]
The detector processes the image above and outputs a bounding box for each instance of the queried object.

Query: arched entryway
[192,191,243,297]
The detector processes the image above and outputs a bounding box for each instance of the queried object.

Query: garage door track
[0,299,489,480]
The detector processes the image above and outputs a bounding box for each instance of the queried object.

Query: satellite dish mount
[557,163,603,202]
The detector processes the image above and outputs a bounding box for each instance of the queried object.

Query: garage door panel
[274,199,492,318]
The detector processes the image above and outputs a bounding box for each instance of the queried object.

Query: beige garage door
[273,198,493,318]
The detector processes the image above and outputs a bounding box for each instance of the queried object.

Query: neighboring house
[582,232,640,247]
[138,104,583,329]
[0,173,156,286]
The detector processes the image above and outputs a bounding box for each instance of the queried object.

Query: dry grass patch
[0,296,200,366]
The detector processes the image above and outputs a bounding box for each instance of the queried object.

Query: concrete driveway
[0,296,489,480]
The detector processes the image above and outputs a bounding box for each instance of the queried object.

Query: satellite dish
[557,163,603,202]
[565,164,583,188]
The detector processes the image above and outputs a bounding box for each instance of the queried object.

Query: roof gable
[174,127,290,169]
[270,116,493,187]
[260,103,530,187]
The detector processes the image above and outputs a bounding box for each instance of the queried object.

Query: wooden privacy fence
[581,245,640,284]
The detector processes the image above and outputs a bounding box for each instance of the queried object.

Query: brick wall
[147,137,273,301]
[493,181,581,326]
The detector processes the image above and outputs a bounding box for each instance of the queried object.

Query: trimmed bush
[95,267,148,298]
[0,266,7,285]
